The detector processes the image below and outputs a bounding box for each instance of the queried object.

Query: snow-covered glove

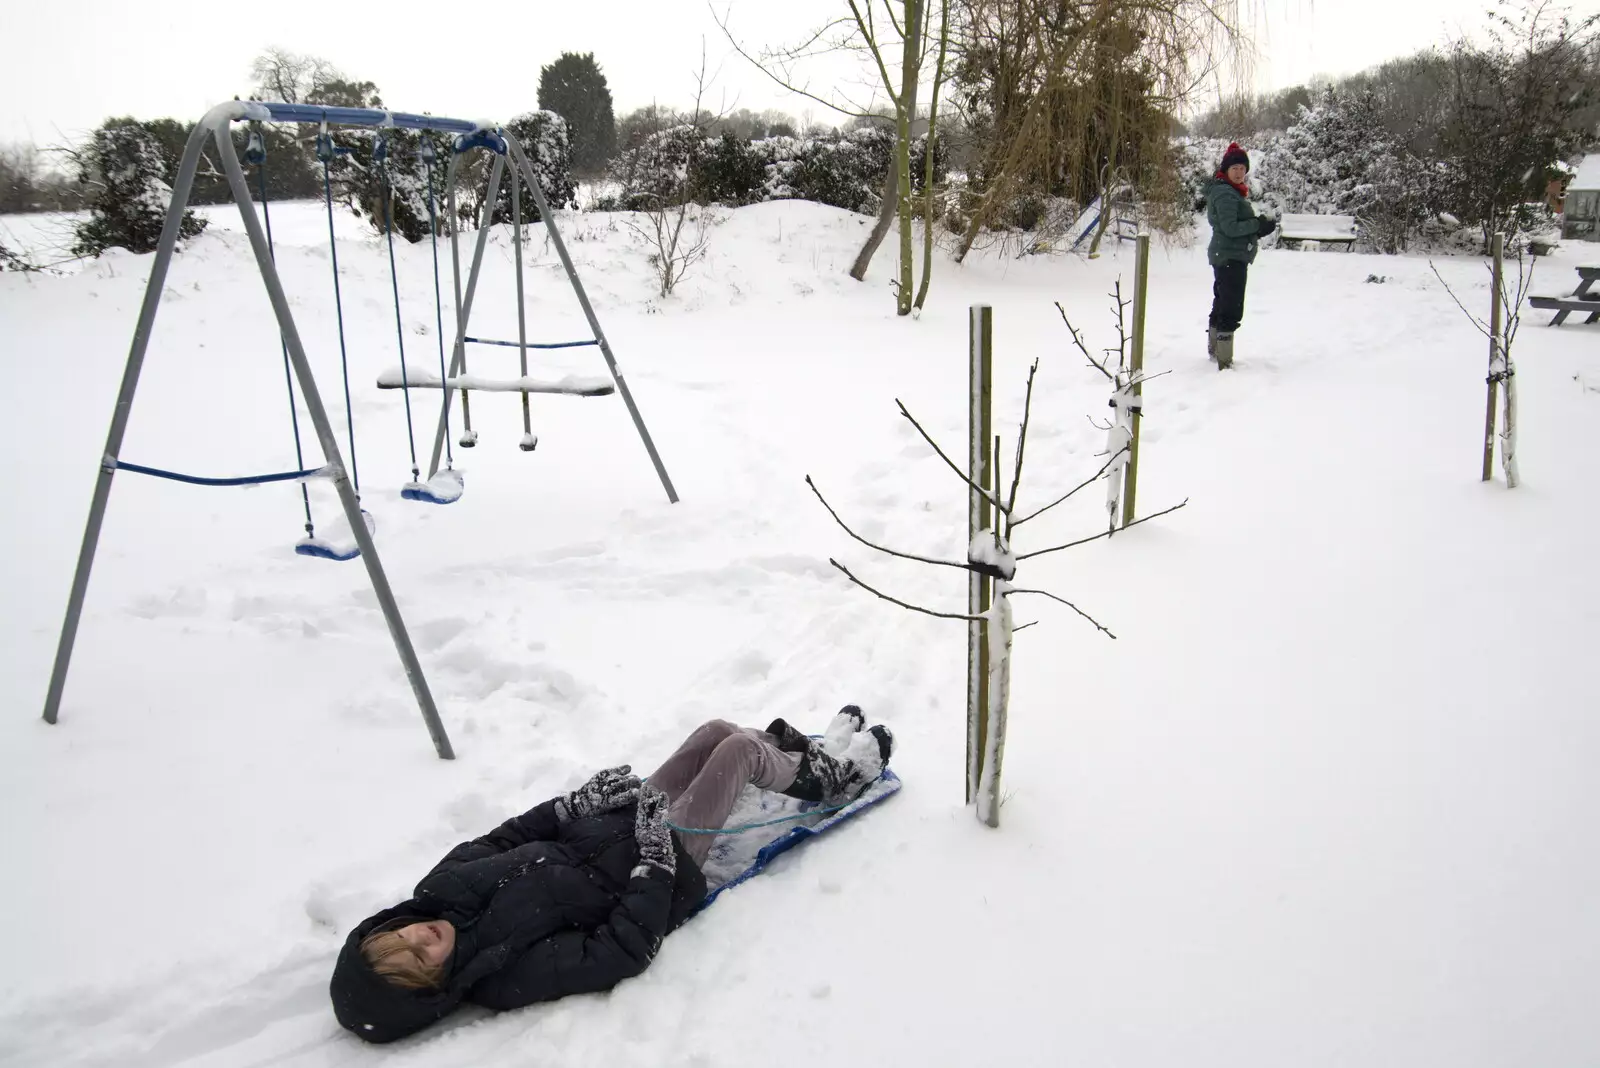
[631,783,676,880]
[1257,216,1277,237]
[554,765,640,823]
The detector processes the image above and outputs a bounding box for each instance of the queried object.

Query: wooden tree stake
[967,304,993,804]
[1122,233,1150,527]
[1482,232,1504,482]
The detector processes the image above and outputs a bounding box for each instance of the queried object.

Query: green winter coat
[1205,177,1262,267]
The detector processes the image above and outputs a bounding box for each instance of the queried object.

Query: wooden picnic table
[1529,264,1600,326]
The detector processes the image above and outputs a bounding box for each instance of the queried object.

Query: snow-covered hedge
[493,110,578,224]
[1181,87,1554,254]
[73,120,207,257]
[597,125,946,215]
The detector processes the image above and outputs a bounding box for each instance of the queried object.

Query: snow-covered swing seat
[370,123,671,505]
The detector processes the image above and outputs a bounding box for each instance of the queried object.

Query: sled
[692,768,902,915]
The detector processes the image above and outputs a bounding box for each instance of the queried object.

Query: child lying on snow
[330,710,895,1043]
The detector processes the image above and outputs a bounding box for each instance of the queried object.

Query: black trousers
[1209,261,1249,332]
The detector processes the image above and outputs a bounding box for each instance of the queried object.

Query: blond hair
[360,928,447,990]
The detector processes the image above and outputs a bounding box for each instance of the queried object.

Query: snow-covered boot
[1215,330,1234,369]
[781,725,894,804]
[1207,326,1218,361]
[823,704,866,755]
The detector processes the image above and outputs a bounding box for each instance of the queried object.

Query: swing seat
[402,468,465,505]
[295,538,362,562]
[294,509,375,560]
[376,367,616,397]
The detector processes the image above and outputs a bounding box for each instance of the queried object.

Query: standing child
[1204,142,1276,368]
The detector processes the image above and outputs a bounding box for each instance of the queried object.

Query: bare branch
[1056,302,1115,381]
[1010,446,1128,528]
[806,475,973,571]
[829,559,984,621]
[896,398,1006,513]
[1429,259,1493,338]
[846,0,905,107]
[1004,359,1040,521]
[711,3,880,120]
[1016,498,1190,561]
[1014,621,1039,633]
[1006,588,1118,639]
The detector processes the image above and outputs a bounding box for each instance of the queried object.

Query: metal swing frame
[39,101,674,757]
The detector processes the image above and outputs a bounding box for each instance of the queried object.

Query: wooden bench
[1277,213,1359,250]
[1530,265,1600,326]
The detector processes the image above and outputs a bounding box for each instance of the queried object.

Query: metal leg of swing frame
[428,153,506,475]
[211,127,454,759]
[511,153,536,452]
[40,122,213,726]
[503,133,679,504]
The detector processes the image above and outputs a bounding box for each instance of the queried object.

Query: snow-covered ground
[3,198,1598,1067]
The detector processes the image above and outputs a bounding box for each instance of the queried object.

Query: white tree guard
[975,583,1014,827]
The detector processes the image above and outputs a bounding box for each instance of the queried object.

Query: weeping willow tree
[948,0,1243,259]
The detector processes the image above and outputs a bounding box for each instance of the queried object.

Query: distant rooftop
[1572,153,1600,191]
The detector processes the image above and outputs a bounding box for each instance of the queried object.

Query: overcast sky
[3,0,1596,146]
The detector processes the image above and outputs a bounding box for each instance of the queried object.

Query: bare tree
[622,45,722,298]
[249,47,344,105]
[716,1,955,315]
[809,338,1186,824]
[1429,245,1536,488]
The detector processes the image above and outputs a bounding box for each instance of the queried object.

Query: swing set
[39,100,680,759]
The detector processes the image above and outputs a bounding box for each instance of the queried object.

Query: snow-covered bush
[596,125,944,216]
[1179,90,1447,254]
[493,110,578,224]
[345,128,456,243]
[73,120,206,257]
[1,238,31,271]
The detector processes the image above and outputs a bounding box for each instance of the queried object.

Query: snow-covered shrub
[73,120,206,257]
[599,124,708,211]
[494,110,578,224]
[696,131,768,206]
[596,125,945,216]
[344,128,455,243]
[1,239,31,271]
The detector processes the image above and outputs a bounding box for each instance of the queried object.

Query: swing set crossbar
[463,336,599,350]
[110,459,330,487]
[247,102,480,135]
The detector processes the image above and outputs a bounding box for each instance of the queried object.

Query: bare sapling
[807,310,1186,825]
[1428,233,1533,487]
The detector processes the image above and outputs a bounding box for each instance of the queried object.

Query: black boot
[764,717,811,753]
[781,725,893,804]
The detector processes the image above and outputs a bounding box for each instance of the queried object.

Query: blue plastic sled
[691,768,901,916]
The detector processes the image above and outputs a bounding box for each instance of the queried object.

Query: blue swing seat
[401,468,464,505]
[294,509,375,561]
[295,539,361,562]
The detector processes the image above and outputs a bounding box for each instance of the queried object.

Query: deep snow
[2,197,1598,1067]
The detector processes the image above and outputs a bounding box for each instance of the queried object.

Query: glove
[554,765,640,823]
[1257,216,1277,237]
[632,783,676,879]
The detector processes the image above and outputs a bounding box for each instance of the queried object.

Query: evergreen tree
[537,53,617,176]
[73,119,206,257]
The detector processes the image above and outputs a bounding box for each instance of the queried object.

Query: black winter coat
[330,796,707,1044]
